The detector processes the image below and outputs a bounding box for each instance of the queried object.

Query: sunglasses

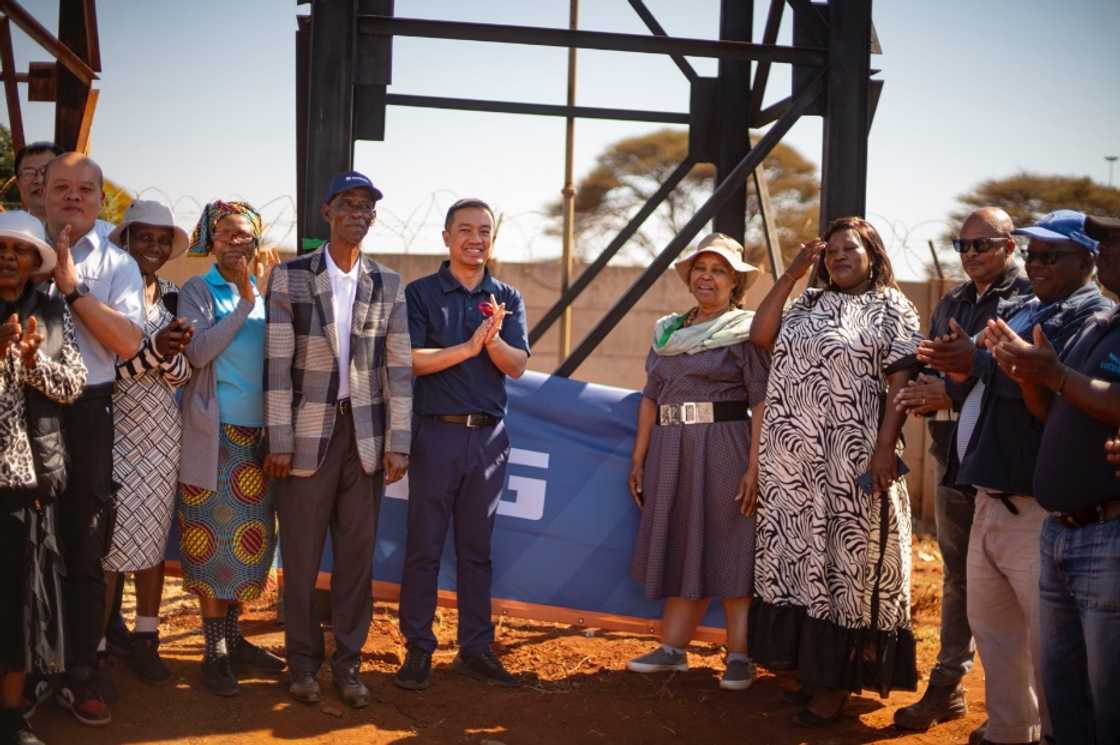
[952,236,1009,254]
[1022,248,1080,266]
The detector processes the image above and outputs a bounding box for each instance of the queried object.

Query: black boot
[129,632,171,685]
[893,681,967,730]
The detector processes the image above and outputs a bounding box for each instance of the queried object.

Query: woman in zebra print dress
[748,217,922,726]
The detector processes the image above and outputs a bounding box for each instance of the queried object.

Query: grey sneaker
[288,671,321,705]
[719,658,757,691]
[626,647,688,673]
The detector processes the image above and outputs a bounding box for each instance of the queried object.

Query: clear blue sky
[3,1,1118,279]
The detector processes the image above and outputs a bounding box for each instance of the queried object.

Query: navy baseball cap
[1012,209,1099,254]
[323,170,383,205]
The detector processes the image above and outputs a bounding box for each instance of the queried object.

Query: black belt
[77,381,114,402]
[437,414,500,429]
[656,400,749,426]
[1054,500,1120,529]
[987,491,1022,515]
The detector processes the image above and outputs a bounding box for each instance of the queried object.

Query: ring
[1012,364,1018,375]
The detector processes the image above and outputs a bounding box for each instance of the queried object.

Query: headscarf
[188,200,263,257]
[652,307,755,357]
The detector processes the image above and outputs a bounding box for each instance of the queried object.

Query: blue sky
[3,1,1118,279]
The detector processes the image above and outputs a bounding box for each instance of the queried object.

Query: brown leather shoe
[893,682,967,731]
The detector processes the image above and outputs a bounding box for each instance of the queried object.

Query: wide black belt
[657,400,749,426]
[1054,500,1120,529]
[437,413,500,429]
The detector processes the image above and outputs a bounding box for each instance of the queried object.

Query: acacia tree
[930,173,1120,279]
[546,128,820,270]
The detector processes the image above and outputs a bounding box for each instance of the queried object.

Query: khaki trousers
[966,492,1049,743]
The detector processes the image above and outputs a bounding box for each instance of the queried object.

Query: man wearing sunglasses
[894,207,1030,734]
[982,215,1120,744]
[919,209,1109,745]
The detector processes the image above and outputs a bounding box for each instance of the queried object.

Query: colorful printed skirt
[177,424,275,602]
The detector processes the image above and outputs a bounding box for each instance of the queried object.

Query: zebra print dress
[749,286,922,696]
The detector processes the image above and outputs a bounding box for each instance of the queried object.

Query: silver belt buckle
[681,402,698,424]
[465,414,482,429]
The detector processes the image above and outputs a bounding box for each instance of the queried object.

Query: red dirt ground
[32,535,984,744]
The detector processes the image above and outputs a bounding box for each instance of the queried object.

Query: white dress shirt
[323,244,360,399]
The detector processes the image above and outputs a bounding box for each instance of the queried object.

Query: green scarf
[652,307,755,356]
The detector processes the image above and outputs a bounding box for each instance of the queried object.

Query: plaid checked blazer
[264,246,412,477]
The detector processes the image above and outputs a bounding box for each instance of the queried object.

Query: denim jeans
[1039,515,1120,745]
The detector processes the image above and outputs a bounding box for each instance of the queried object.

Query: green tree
[946,172,1120,237]
[546,128,820,272]
[0,124,131,221]
[932,172,1120,279]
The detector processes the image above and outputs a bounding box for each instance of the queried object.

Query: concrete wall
[161,251,947,527]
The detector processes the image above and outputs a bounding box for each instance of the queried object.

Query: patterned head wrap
[188,200,263,256]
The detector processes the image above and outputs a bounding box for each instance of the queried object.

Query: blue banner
[170,371,725,629]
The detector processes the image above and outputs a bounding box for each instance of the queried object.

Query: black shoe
[333,669,369,709]
[128,632,171,686]
[231,638,286,675]
[893,681,967,731]
[201,656,239,697]
[452,650,518,687]
[288,671,321,705]
[782,688,813,705]
[393,648,432,691]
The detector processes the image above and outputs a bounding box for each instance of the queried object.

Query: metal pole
[560,0,578,359]
[1107,156,1118,187]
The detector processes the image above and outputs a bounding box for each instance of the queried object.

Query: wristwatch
[64,281,90,305]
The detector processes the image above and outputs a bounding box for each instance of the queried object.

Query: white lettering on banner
[384,447,549,522]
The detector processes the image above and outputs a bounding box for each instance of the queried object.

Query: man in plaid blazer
[263,171,411,709]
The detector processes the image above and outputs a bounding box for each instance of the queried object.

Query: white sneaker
[719,658,757,691]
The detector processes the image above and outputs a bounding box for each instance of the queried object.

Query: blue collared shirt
[406,261,530,418]
[203,264,266,427]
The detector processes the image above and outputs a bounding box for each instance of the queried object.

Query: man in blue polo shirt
[984,214,1120,745]
[395,198,529,691]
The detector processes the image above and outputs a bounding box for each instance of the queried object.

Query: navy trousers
[399,416,510,655]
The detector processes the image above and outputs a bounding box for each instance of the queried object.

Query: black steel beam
[529,158,694,346]
[819,0,871,225]
[301,0,357,248]
[713,0,752,244]
[295,14,310,252]
[357,15,826,66]
[555,68,826,377]
[384,93,689,125]
[627,0,698,82]
[750,0,784,119]
[755,95,791,126]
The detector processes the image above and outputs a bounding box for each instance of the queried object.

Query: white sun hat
[109,200,190,260]
[0,210,56,273]
[673,232,758,285]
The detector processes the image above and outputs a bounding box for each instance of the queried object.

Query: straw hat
[0,210,56,273]
[673,232,758,285]
[109,201,190,259]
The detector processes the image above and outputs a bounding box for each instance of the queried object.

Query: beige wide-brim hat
[109,200,190,260]
[0,209,56,274]
[673,232,758,285]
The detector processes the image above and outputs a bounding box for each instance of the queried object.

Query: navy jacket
[954,282,1114,496]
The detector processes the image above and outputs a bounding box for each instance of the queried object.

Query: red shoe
[56,679,111,727]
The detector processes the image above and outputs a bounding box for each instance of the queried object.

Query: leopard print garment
[0,307,86,490]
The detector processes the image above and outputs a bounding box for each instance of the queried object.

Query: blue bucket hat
[1012,209,1099,254]
[323,170,383,205]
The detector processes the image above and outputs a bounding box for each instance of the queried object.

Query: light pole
[1107,155,1118,187]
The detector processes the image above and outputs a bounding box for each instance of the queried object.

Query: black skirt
[0,506,65,674]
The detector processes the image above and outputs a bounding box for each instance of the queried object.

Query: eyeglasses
[213,230,256,245]
[17,167,45,182]
[334,199,376,217]
[952,236,1009,254]
[1022,248,1079,266]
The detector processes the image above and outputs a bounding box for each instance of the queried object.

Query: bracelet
[1054,367,1069,396]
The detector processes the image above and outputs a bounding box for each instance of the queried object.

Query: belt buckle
[465,414,482,429]
[681,402,697,425]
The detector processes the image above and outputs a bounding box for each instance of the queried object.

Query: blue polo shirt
[406,261,530,418]
[1034,304,1120,512]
